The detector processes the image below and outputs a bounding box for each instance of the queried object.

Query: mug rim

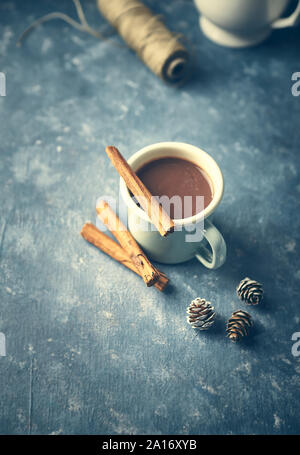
[120,141,224,226]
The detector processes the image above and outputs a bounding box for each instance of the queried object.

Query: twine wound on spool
[97,0,190,84]
[17,0,190,85]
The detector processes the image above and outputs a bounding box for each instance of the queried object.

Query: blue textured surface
[0,0,300,435]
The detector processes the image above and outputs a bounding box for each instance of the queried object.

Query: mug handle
[195,219,227,269]
[272,1,300,29]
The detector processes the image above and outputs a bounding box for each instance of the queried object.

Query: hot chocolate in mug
[193,0,300,47]
[120,142,226,268]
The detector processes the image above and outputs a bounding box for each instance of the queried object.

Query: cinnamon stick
[96,200,160,287]
[81,223,169,291]
[105,146,174,237]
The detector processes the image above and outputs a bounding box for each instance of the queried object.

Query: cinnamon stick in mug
[96,200,160,287]
[105,146,175,237]
[81,223,169,292]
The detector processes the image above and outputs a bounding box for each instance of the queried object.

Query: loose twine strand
[17,0,115,46]
[17,0,191,84]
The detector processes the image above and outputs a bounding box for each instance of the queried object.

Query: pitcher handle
[272,1,300,28]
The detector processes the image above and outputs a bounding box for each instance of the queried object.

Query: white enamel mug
[193,0,300,47]
[120,142,226,268]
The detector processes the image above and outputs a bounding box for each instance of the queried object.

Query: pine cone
[186,298,216,330]
[226,310,253,342]
[236,277,263,305]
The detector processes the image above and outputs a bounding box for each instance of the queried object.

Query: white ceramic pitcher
[194,0,300,47]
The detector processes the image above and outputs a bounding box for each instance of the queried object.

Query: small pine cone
[236,277,263,305]
[186,298,216,330]
[226,310,253,342]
